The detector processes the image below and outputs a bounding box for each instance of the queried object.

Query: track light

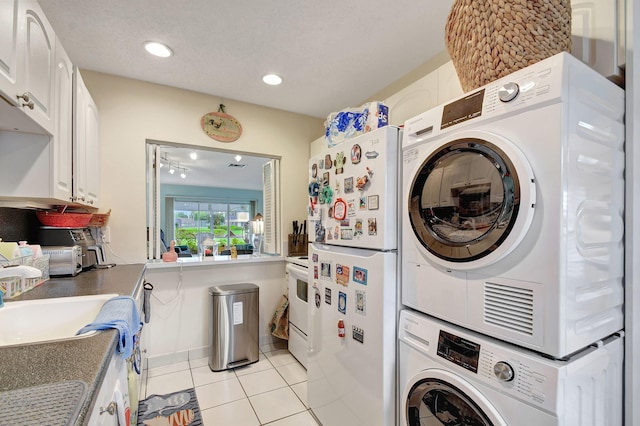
[190,151,198,160]
[180,170,186,179]
[235,154,242,162]
[169,167,175,174]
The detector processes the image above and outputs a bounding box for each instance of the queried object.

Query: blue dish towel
[77,296,142,359]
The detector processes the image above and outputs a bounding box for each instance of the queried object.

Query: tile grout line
[233,355,263,424]
[143,346,316,425]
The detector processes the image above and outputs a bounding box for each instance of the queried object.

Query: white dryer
[398,309,623,426]
[401,52,625,358]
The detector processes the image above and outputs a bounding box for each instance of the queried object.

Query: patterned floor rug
[136,388,203,426]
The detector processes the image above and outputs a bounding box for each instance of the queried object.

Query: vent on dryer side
[483,282,534,336]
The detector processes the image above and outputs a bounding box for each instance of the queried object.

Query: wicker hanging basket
[445,0,572,92]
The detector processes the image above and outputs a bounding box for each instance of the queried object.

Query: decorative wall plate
[201,104,242,142]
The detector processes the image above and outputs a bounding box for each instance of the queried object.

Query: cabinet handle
[16,93,34,110]
[100,401,117,416]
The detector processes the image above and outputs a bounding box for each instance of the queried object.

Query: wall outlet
[102,226,111,244]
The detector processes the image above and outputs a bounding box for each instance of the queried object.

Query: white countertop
[145,254,285,269]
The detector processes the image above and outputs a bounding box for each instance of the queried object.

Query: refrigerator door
[307,243,397,426]
[308,126,400,251]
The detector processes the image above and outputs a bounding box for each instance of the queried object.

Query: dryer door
[404,369,507,426]
[407,130,535,270]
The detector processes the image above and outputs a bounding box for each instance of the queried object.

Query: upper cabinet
[0,0,55,134]
[52,37,73,203]
[73,69,100,207]
[571,0,625,84]
[20,0,55,133]
[0,66,100,208]
[0,0,100,208]
[0,0,20,99]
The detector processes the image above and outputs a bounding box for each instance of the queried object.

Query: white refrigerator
[307,126,399,426]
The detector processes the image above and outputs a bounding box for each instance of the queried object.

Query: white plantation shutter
[262,159,280,254]
[147,144,161,259]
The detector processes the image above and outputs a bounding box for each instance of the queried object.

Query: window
[146,142,281,260]
[173,200,253,253]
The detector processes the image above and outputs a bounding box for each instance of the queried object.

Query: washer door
[408,130,535,270]
[405,369,506,426]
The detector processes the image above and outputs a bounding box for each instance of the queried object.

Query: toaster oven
[41,245,83,276]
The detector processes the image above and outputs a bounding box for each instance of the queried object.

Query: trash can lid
[209,283,259,296]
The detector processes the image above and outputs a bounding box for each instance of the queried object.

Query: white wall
[310,59,463,157]
[81,71,324,263]
[144,261,286,366]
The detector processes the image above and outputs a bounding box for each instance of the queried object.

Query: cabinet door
[87,353,122,426]
[73,69,100,207]
[0,0,20,104]
[437,61,464,104]
[84,93,100,206]
[571,0,625,82]
[19,0,55,134]
[73,69,88,205]
[52,37,73,202]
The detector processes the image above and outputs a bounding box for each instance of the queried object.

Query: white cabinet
[19,0,55,134]
[386,71,438,126]
[0,0,20,99]
[571,0,625,83]
[52,37,73,203]
[0,0,55,135]
[73,69,100,207]
[87,352,126,426]
[0,63,100,208]
[437,61,464,104]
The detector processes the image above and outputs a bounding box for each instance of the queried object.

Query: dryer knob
[493,361,515,381]
[498,82,520,102]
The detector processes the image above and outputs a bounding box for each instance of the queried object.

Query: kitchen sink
[0,294,118,347]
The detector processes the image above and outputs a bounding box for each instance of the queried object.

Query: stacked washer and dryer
[399,52,626,426]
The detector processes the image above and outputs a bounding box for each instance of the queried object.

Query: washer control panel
[402,310,561,412]
[493,361,515,381]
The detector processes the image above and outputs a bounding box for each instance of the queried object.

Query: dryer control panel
[403,52,580,150]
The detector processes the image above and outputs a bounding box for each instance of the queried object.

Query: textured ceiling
[157,146,268,191]
[38,0,454,119]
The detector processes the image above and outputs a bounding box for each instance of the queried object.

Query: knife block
[288,234,308,256]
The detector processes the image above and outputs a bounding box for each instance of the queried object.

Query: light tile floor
[141,344,320,425]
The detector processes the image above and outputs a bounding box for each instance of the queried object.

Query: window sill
[146,254,284,269]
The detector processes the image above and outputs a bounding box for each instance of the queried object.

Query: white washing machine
[401,52,625,358]
[398,309,623,426]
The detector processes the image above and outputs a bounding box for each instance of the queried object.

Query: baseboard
[146,336,289,369]
[146,350,189,369]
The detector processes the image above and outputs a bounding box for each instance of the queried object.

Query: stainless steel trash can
[208,283,259,371]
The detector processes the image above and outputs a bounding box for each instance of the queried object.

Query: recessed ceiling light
[190,151,198,160]
[144,41,173,58]
[235,154,242,162]
[262,74,282,85]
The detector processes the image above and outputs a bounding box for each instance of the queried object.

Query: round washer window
[406,378,494,426]
[408,138,523,263]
